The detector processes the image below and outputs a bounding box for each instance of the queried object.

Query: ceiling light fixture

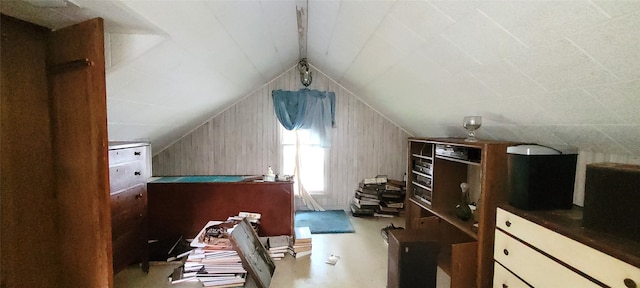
[298,58,312,87]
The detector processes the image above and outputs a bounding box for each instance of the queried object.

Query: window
[281,128,325,193]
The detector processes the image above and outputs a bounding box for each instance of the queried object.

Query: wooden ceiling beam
[296,0,308,60]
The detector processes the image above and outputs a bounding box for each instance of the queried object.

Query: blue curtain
[272,89,335,147]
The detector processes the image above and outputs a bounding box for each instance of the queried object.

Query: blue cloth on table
[150,176,246,183]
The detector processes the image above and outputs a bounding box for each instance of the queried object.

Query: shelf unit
[405,137,517,288]
[409,140,434,205]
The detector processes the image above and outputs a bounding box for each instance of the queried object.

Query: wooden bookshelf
[404,137,518,288]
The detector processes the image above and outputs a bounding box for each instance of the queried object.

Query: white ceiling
[2,0,639,156]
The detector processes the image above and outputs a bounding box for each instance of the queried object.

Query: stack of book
[350,175,386,216]
[259,235,290,261]
[376,179,406,218]
[174,220,249,287]
[350,176,406,217]
[171,248,247,287]
[288,226,312,258]
[173,217,278,287]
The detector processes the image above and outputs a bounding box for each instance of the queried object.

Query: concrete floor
[114,215,451,288]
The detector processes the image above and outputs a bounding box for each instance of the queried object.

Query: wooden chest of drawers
[109,142,150,274]
[494,206,640,288]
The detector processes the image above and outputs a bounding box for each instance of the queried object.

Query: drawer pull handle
[624,278,637,288]
[503,249,509,256]
[135,193,143,199]
[134,151,141,156]
[505,220,511,227]
[502,284,508,288]
[134,171,141,176]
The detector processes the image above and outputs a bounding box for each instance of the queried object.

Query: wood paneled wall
[152,66,411,210]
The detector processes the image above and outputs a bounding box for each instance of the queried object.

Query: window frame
[280,128,327,195]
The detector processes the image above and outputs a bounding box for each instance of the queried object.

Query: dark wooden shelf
[411,181,431,192]
[410,197,477,240]
[410,195,432,207]
[412,153,433,161]
[435,155,482,166]
[425,137,516,147]
[405,137,519,288]
[411,170,432,179]
[409,196,432,210]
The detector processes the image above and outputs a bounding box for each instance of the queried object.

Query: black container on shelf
[507,144,578,210]
[583,162,640,241]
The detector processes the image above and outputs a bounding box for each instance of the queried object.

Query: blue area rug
[295,210,355,234]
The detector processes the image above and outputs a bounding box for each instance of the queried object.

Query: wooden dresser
[109,142,151,274]
[147,178,294,240]
[494,205,640,288]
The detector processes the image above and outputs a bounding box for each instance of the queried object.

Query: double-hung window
[281,128,325,194]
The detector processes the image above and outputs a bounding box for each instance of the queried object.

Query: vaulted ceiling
[2,0,639,156]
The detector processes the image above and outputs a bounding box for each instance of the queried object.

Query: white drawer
[496,208,640,288]
[493,262,530,288]
[109,161,146,193]
[109,145,147,166]
[494,229,599,287]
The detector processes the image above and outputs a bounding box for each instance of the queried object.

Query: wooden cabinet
[404,138,516,287]
[387,228,439,288]
[2,16,113,287]
[109,142,151,274]
[495,206,640,288]
[147,179,294,240]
